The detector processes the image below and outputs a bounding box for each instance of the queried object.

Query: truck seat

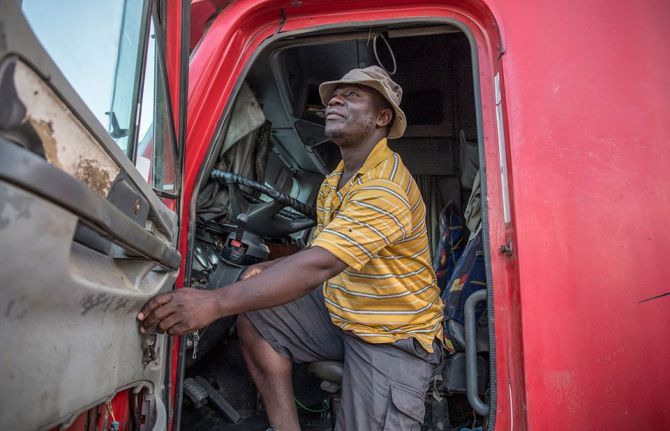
[307,360,343,386]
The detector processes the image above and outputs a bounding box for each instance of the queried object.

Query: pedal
[195,376,242,424]
[183,377,209,409]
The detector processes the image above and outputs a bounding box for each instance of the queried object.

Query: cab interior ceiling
[197,24,479,250]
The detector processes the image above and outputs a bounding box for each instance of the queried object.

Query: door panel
[0,1,182,429]
[0,179,172,430]
[0,136,179,270]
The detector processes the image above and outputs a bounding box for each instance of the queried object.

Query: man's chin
[325,127,345,140]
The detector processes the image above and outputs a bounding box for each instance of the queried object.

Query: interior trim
[0,139,180,270]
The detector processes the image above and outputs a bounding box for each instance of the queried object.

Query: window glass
[22,0,148,155]
[23,0,179,195]
[135,18,178,195]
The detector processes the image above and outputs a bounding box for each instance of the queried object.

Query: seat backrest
[433,200,465,293]
[439,171,487,352]
[441,230,487,326]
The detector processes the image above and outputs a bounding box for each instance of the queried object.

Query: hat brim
[319,79,407,140]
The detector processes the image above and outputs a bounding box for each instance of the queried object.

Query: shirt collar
[330,138,393,181]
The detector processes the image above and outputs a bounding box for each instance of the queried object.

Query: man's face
[324,84,388,144]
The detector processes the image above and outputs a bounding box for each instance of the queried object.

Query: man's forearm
[136,247,346,335]
[263,255,286,268]
[214,247,346,317]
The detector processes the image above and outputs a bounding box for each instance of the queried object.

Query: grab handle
[464,289,489,415]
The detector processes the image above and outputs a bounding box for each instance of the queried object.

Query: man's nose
[328,94,344,106]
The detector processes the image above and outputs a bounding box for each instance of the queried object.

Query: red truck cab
[0,0,668,430]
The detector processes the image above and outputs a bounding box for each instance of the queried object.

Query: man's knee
[238,313,281,359]
[237,313,259,346]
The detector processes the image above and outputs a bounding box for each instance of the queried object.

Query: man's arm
[239,256,285,280]
[137,246,346,335]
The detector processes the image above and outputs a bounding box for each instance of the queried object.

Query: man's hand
[136,248,346,335]
[137,288,221,336]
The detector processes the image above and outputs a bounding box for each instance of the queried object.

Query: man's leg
[238,314,299,430]
[337,335,442,431]
[239,286,344,430]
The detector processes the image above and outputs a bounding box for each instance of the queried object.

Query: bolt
[499,242,513,256]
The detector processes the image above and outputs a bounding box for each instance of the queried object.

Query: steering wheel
[210,169,316,238]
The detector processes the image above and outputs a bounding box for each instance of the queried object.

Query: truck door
[0,1,186,429]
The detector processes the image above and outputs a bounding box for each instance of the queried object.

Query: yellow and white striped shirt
[311,138,444,352]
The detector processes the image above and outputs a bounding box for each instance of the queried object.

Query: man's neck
[336,132,386,188]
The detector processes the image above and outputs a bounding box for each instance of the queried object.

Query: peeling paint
[13,61,120,197]
[29,117,62,169]
[74,157,112,196]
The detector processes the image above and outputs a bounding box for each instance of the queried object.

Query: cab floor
[181,406,331,431]
[180,335,332,431]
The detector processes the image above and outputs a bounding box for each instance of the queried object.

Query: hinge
[138,391,167,431]
[142,332,160,367]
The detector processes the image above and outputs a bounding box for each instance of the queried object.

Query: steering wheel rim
[210,170,316,238]
[211,169,315,219]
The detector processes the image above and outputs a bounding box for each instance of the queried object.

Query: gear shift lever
[232,214,248,247]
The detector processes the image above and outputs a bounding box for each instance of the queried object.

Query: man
[137,66,444,430]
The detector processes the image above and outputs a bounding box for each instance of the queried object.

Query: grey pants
[244,286,441,431]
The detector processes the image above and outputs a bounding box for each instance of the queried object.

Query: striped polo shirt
[311,138,444,352]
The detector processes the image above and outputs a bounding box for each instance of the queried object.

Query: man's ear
[376,107,393,129]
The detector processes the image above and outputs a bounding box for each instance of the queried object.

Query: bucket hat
[319,66,407,139]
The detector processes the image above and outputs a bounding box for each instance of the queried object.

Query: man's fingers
[141,302,177,333]
[167,322,191,336]
[136,288,216,336]
[138,293,175,333]
[156,313,182,335]
[137,293,173,321]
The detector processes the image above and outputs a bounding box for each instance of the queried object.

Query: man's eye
[347,91,357,97]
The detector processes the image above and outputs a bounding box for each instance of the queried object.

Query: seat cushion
[308,360,343,384]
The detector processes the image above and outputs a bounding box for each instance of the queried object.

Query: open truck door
[0,0,188,429]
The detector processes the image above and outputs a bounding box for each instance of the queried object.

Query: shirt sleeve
[307,180,329,247]
[311,179,412,271]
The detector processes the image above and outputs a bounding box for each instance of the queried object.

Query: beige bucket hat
[319,65,407,139]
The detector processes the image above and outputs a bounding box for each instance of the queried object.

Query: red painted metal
[190,0,230,50]
[165,3,186,430]
[181,0,522,429]
[178,0,670,429]
[57,390,132,431]
[493,1,670,429]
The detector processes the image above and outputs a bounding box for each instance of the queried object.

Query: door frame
[179,1,525,429]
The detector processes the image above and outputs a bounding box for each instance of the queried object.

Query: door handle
[0,139,180,269]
